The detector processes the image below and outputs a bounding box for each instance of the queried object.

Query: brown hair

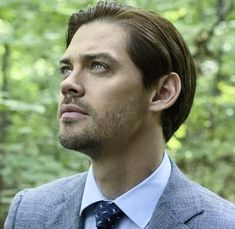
[66,1,196,142]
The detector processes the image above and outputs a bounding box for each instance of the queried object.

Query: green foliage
[0,0,234,227]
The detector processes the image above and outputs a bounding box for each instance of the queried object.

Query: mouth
[59,104,88,120]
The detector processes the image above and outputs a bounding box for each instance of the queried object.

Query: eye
[60,66,72,78]
[91,62,108,73]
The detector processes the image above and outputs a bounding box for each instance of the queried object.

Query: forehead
[64,21,129,60]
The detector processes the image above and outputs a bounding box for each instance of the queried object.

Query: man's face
[58,21,150,159]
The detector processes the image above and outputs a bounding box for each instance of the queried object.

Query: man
[5,1,235,229]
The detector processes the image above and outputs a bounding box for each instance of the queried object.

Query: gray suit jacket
[4,162,235,229]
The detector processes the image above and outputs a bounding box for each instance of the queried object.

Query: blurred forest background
[0,0,235,227]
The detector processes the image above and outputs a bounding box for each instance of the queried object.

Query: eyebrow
[59,52,119,65]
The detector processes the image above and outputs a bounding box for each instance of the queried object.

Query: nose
[60,72,85,97]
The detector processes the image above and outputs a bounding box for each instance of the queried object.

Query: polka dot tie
[95,201,124,228]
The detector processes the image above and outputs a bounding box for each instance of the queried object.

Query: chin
[58,132,104,157]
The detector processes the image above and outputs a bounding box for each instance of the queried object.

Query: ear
[149,72,181,112]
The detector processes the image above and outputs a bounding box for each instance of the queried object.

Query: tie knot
[95,201,124,228]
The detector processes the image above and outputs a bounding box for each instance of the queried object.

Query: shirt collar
[80,166,104,213]
[80,152,171,228]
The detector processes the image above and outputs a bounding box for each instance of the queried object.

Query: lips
[59,104,88,119]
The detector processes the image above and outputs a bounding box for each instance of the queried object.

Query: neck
[91,125,165,199]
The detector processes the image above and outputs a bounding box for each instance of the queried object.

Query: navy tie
[95,201,124,228]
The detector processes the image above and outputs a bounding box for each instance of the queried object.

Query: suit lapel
[44,172,87,229]
[62,172,87,229]
[148,162,204,229]
[148,205,189,229]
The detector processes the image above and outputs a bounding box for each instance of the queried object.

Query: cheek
[92,87,144,120]
[91,90,127,115]
[99,82,143,103]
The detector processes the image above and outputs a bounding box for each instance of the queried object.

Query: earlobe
[149,72,181,112]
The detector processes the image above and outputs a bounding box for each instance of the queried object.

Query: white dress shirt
[80,152,171,229]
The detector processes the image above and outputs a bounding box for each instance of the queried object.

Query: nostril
[67,88,79,96]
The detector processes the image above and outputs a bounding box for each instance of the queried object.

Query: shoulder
[4,172,87,229]
[189,182,235,228]
[161,162,235,229]
[16,172,87,206]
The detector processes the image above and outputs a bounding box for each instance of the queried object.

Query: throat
[92,149,163,199]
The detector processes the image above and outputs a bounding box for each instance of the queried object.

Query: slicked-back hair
[66,1,196,142]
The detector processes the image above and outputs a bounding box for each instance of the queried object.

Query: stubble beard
[59,119,106,160]
[58,94,147,160]
[58,96,106,159]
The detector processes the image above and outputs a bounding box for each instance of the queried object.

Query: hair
[65,1,196,142]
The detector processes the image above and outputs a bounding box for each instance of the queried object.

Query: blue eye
[91,62,108,73]
[60,66,72,77]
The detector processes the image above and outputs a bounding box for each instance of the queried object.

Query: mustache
[59,94,93,115]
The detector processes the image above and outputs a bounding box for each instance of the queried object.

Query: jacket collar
[148,161,204,229]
